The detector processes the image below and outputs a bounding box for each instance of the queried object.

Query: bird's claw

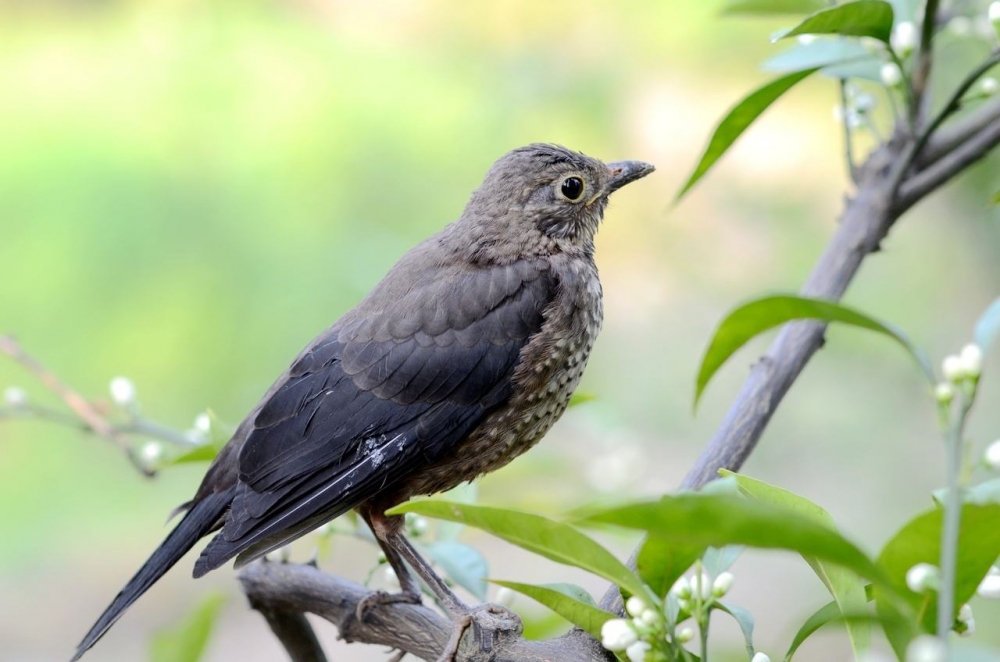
[435,603,522,662]
[355,589,423,621]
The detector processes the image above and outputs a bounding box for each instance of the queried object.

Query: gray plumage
[73,143,654,661]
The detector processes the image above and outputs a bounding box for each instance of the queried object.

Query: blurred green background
[1,0,998,660]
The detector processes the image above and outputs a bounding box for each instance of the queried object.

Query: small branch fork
[7,7,1000,660]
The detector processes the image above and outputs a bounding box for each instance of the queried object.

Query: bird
[72,143,654,661]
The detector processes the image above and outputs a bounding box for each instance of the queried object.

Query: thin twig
[839,79,859,183]
[911,0,941,126]
[0,335,152,475]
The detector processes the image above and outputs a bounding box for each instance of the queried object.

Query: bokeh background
[1,0,999,660]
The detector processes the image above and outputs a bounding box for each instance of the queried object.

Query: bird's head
[457,143,654,261]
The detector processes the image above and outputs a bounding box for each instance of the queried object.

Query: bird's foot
[355,588,423,621]
[436,603,522,662]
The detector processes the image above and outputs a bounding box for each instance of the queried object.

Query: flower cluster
[600,595,663,662]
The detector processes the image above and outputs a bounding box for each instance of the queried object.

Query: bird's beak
[605,160,655,194]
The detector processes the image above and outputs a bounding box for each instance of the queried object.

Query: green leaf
[723,471,870,656]
[722,0,827,14]
[974,297,1000,354]
[423,541,488,601]
[784,601,895,662]
[990,190,1000,207]
[491,580,611,639]
[876,504,1000,635]
[821,58,887,82]
[762,39,873,72]
[695,294,934,408]
[568,391,597,408]
[715,601,756,657]
[164,410,233,466]
[777,0,895,43]
[150,593,226,662]
[677,69,817,200]
[579,494,890,587]
[637,536,702,599]
[436,482,478,542]
[702,545,744,577]
[389,500,655,604]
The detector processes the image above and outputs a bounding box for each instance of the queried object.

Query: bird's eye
[559,176,585,202]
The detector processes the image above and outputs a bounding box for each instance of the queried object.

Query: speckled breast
[411,255,603,497]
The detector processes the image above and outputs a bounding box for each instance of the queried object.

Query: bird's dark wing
[194,258,557,575]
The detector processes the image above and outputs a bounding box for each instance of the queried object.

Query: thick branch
[238,561,609,662]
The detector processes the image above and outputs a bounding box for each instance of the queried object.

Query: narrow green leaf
[777,0,895,43]
[821,58,887,82]
[163,411,233,466]
[716,601,756,657]
[579,495,890,587]
[989,190,1000,206]
[490,580,612,639]
[974,297,1000,354]
[637,536,702,599]
[723,471,870,656]
[568,391,597,408]
[150,593,226,662]
[702,546,744,577]
[389,500,654,604]
[876,504,1000,634]
[695,294,934,408]
[784,602,895,662]
[762,39,873,72]
[423,541,488,601]
[677,69,817,200]
[722,0,827,14]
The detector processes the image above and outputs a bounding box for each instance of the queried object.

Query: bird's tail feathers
[71,490,231,661]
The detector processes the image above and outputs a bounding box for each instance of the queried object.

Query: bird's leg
[368,510,521,662]
[356,507,423,620]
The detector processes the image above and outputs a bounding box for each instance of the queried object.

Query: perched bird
[73,143,653,661]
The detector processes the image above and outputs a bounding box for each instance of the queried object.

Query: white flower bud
[880,63,903,87]
[854,93,876,113]
[752,653,772,662]
[695,571,713,600]
[140,441,163,465]
[495,586,515,607]
[984,440,1000,471]
[959,617,975,637]
[194,413,211,434]
[3,386,27,408]
[796,34,817,45]
[670,576,692,599]
[625,640,651,662]
[982,77,999,96]
[109,376,136,406]
[960,344,983,378]
[601,618,638,652]
[712,571,734,597]
[934,382,954,405]
[905,563,939,593]
[906,635,946,662]
[990,2,1000,24]
[638,609,660,627]
[891,21,917,54]
[958,603,973,623]
[675,626,695,643]
[625,595,647,618]
[976,569,1000,598]
[677,597,691,612]
[942,355,965,383]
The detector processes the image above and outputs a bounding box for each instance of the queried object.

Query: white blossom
[695,571,713,600]
[934,382,954,404]
[675,626,695,643]
[959,617,976,637]
[140,441,163,465]
[984,440,1000,471]
[713,571,734,597]
[670,576,692,599]
[906,635,946,662]
[796,34,817,45]
[854,93,877,113]
[109,376,136,406]
[982,77,999,96]
[495,586,515,607]
[3,386,27,407]
[625,595,647,618]
[905,563,939,593]
[194,413,211,434]
[638,609,660,627]
[958,603,973,623]
[942,354,964,382]
[601,618,638,652]
[959,343,983,378]
[891,21,917,53]
[625,640,651,662]
[977,567,1000,598]
[752,653,772,662]
[990,2,1000,24]
[880,63,903,87]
